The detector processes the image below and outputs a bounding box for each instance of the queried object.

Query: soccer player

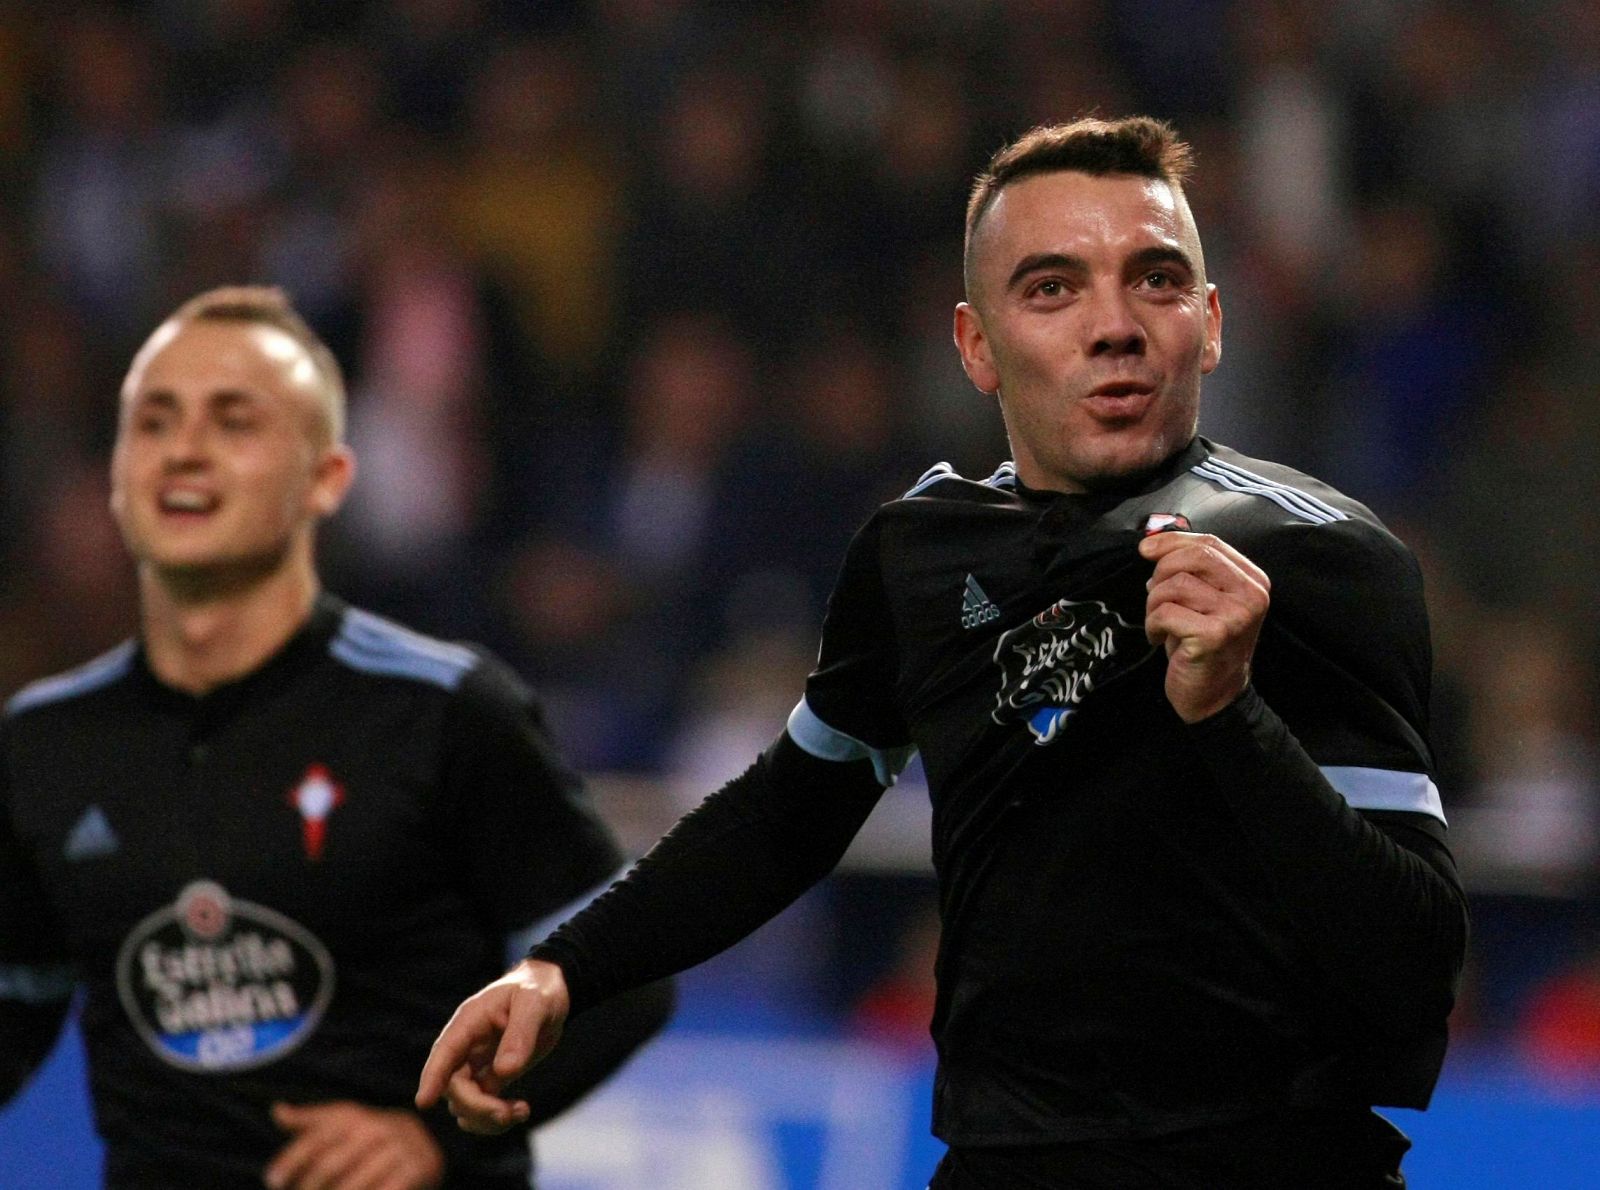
[418,118,1468,1187]
[0,288,673,1189]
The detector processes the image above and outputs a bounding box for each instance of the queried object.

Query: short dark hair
[167,286,347,443]
[963,117,1195,293]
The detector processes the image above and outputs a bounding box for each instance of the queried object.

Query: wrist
[1180,682,1261,731]
[526,941,590,1016]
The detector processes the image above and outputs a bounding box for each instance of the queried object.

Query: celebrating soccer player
[419,117,1467,1188]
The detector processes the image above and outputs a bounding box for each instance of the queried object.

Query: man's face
[110,319,352,582]
[955,170,1222,492]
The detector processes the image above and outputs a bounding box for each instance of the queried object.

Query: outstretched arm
[418,734,885,1129]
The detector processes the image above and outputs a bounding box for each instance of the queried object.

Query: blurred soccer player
[0,287,672,1188]
[420,117,1468,1188]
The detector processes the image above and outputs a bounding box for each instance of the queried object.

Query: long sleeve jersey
[532,437,1468,1147]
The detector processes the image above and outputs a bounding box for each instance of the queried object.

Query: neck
[139,557,320,695]
[1008,436,1198,498]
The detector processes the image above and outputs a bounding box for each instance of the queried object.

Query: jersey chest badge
[115,880,335,1072]
[1142,512,1192,535]
[287,763,344,861]
[991,597,1153,744]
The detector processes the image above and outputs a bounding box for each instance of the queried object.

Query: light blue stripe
[902,463,955,498]
[1322,766,1446,825]
[1192,462,1334,523]
[983,462,1018,490]
[6,642,136,716]
[1192,463,1339,525]
[904,461,1020,499]
[503,864,631,965]
[341,609,478,669]
[1207,458,1347,522]
[786,699,916,788]
[330,611,476,691]
[328,633,470,678]
[0,963,76,1004]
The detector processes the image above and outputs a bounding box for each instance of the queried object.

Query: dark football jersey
[0,595,622,1187]
[790,437,1453,1145]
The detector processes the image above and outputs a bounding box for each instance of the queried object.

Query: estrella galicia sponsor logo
[991,598,1150,745]
[115,880,334,1072]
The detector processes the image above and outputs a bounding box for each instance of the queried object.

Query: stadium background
[0,1,1597,1185]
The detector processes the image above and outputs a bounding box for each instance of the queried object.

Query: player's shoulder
[1186,442,1376,530]
[325,604,507,699]
[1182,442,1421,595]
[4,640,139,723]
[1185,441,1406,552]
[856,459,1026,535]
[894,459,1022,506]
[842,460,1030,565]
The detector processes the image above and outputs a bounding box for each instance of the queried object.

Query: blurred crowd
[0,0,1597,1075]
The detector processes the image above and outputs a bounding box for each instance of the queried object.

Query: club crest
[1142,512,1192,536]
[288,764,344,861]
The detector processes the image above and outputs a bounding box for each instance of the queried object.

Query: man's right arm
[416,732,885,1126]
[533,733,884,1014]
[419,511,909,1127]
[0,996,72,1106]
[0,745,75,1105]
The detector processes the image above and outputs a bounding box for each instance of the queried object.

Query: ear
[1200,283,1223,374]
[108,441,128,526]
[307,445,357,518]
[954,302,1001,395]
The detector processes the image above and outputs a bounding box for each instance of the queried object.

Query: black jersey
[0,594,623,1187]
[788,437,1459,1145]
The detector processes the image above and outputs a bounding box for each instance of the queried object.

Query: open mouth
[158,488,220,516]
[1083,381,1155,419]
[1091,381,1153,398]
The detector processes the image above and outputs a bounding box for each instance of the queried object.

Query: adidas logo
[64,805,119,862]
[961,574,1000,629]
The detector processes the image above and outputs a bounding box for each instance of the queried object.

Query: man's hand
[264,1101,443,1190]
[415,958,570,1135]
[1139,531,1270,723]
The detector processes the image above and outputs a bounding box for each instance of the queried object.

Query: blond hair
[163,286,347,443]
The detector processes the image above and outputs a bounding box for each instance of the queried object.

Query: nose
[162,415,210,470]
[1084,284,1146,358]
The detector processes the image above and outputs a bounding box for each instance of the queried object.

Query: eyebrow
[127,388,264,419]
[208,389,258,411]
[1127,245,1197,277]
[1004,244,1199,293]
[1005,252,1087,292]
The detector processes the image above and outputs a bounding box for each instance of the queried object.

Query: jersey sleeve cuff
[785,698,916,788]
[526,935,600,1019]
[1185,686,1446,824]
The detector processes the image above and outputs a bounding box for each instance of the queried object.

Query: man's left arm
[1142,528,1469,1038]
